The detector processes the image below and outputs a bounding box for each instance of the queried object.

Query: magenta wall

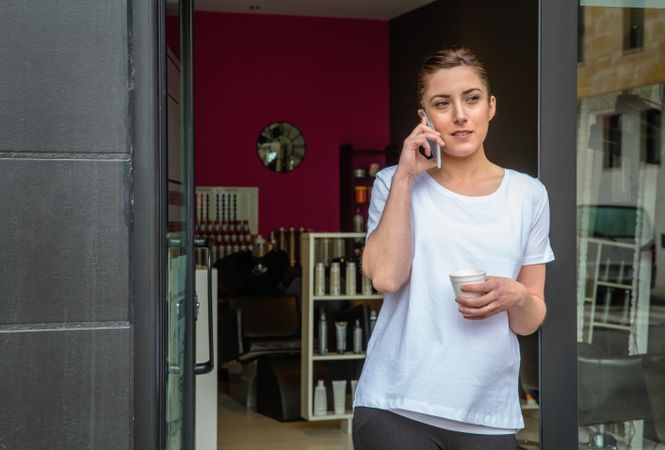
[194,12,389,236]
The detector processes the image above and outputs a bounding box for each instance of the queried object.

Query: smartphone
[418,109,441,168]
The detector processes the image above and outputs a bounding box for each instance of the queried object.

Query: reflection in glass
[257,121,306,172]
[577,5,665,448]
[165,1,188,448]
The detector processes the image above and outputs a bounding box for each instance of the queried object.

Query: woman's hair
[417,47,491,103]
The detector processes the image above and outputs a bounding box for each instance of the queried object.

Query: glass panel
[577,4,665,448]
[165,1,191,448]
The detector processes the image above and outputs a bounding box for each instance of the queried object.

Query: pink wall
[194,12,389,237]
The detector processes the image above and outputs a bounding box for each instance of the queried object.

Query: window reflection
[577,5,665,448]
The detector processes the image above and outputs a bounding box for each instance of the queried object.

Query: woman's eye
[435,102,449,108]
[466,96,480,103]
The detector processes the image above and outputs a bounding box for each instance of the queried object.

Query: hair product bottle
[353,319,362,354]
[318,307,328,355]
[345,262,357,295]
[369,310,377,337]
[335,321,347,354]
[314,380,328,416]
[314,262,326,296]
[330,262,341,296]
[361,272,373,295]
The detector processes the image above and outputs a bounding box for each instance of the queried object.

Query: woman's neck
[430,147,501,181]
[427,147,505,196]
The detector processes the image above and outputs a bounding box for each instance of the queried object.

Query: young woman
[352,48,555,450]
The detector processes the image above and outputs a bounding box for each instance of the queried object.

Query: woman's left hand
[455,276,528,320]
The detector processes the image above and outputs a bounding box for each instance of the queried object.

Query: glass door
[576,3,665,448]
[164,0,195,449]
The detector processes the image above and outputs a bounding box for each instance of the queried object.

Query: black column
[538,0,578,448]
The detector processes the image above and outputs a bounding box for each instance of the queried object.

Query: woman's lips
[451,130,473,139]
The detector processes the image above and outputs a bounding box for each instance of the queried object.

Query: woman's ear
[488,95,497,121]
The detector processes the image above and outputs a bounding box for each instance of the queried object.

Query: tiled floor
[218,392,541,449]
[218,393,353,450]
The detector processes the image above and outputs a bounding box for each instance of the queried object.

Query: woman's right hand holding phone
[396,118,445,179]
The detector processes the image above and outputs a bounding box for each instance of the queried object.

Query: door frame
[133,0,197,449]
[538,0,578,447]
[133,0,164,448]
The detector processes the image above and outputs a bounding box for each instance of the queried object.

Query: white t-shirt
[353,166,555,433]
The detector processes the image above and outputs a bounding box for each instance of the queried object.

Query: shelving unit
[300,232,383,433]
[339,144,399,231]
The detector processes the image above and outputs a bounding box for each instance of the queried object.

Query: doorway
[167,0,556,448]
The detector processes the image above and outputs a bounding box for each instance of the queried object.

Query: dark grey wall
[389,0,538,175]
[0,1,134,448]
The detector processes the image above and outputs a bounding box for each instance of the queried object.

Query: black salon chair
[220,294,302,419]
[577,343,653,449]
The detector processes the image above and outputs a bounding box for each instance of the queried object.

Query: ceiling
[194,0,436,20]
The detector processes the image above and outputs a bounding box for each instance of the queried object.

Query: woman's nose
[452,101,468,124]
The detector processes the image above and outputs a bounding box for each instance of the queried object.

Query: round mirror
[257,121,306,173]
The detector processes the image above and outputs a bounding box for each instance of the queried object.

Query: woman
[352,47,554,450]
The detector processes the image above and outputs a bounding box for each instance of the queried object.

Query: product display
[351,379,359,403]
[354,186,369,204]
[314,380,328,416]
[301,232,384,424]
[314,262,326,296]
[332,380,347,415]
[320,237,331,266]
[345,262,357,295]
[352,207,365,233]
[369,310,377,337]
[318,307,328,355]
[353,320,363,354]
[335,321,347,354]
[361,273,373,295]
[353,168,366,178]
[333,238,345,260]
[330,262,341,296]
[194,190,256,263]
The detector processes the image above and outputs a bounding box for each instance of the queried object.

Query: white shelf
[313,352,366,361]
[591,322,631,331]
[596,281,633,290]
[308,410,354,421]
[313,294,383,301]
[306,232,366,239]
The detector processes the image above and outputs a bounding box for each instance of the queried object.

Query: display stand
[299,232,382,433]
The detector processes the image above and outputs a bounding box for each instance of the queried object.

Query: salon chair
[577,343,652,449]
[220,294,302,418]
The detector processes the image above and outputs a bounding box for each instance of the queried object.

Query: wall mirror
[256,121,306,172]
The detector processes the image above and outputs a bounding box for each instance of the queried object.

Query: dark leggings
[352,407,517,450]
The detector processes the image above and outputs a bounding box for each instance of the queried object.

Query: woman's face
[422,66,496,159]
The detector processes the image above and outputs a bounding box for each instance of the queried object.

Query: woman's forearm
[362,172,415,293]
[507,291,547,336]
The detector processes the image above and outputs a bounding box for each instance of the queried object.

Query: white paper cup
[449,269,486,298]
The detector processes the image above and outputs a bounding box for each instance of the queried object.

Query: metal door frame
[133,0,197,448]
[538,0,578,447]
